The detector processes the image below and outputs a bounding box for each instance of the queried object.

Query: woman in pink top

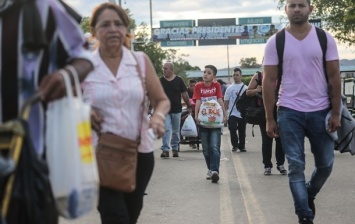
[82,3,170,224]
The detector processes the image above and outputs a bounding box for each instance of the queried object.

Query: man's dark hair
[233,67,242,74]
[287,0,310,5]
[188,78,197,84]
[217,79,225,85]
[205,65,217,75]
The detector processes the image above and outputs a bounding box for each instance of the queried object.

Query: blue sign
[160,20,195,28]
[238,17,272,25]
[160,40,195,47]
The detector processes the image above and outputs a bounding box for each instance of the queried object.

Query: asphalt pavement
[60,124,355,224]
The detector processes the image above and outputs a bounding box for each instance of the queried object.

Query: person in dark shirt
[187,78,197,98]
[160,62,191,158]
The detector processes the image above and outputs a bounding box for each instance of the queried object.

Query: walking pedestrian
[160,62,192,158]
[224,68,247,152]
[0,0,94,222]
[83,3,170,224]
[263,0,341,223]
[247,71,286,175]
[187,78,197,148]
[194,65,227,183]
[187,78,197,98]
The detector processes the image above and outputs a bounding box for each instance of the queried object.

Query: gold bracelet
[154,112,166,120]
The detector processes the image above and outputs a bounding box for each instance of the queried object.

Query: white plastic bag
[198,100,224,128]
[45,69,99,219]
[181,114,198,137]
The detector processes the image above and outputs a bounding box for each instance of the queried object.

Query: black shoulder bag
[229,84,245,117]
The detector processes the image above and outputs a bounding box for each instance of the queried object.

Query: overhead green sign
[160,40,195,47]
[239,38,268,45]
[160,20,196,47]
[238,17,272,25]
[160,20,195,28]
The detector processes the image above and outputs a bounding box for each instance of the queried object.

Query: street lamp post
[150,0,153,41]
[227,45,230,83]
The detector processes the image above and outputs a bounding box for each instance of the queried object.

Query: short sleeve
[325,31,339,61]
[263,35,279,66]
[224,86,231,101]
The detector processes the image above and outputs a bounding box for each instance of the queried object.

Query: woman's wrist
[153,112,166,120]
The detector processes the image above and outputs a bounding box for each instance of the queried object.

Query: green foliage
[133,22,167,75]
[277,0,355,47]
[134,22,200,78]
[165,49,201,83]
[80,17,90,34]
[242,76,253,86]
[239,57,261,68]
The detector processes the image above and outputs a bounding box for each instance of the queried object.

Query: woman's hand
[150,113,166,139]
[91,108,104,133]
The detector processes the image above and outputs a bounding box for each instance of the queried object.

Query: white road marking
[223,131,266,224]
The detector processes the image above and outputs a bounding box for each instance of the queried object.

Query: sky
[65,0,354,70]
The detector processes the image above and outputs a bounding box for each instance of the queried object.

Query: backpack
[236,72,264,125]
[275,27,327,92]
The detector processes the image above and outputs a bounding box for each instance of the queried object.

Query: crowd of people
[0,0,341,224]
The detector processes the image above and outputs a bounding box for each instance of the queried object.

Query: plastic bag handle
[65,65,82,100]
[59,69,74,101]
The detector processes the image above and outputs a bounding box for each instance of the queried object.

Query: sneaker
[206,170,212,180]
[298,218,313,224]
[264,167,272,175]
[239,148,247,152]
[232,147,238,152]
[277,165,287,175]
[160,151,169,158]
[211,171,219,183]
[172,150,179,157]
[308,197,316,217]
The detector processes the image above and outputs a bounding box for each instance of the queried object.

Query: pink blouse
[82,47,154,153]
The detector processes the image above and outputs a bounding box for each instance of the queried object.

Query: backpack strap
[276,27,328,92]
[275,28,285,93]
[315,27,328,83]
[229,84,245,117]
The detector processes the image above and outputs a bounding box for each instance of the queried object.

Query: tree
[277,0,355,47]
[80,17,90,34]
[165,49,201,83]
[134,23,200,78]
[239,57,261,68]
[133,22,167,76]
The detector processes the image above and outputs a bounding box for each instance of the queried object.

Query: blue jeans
[161,112,181,151]
[199,126,221,173]
[277,107,334,220]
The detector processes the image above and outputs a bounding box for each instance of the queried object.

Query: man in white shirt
[224,68,247,152]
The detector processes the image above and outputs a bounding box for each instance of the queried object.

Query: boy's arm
[195,99,202,124]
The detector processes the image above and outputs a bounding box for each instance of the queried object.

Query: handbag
[96,133,139,192]
[95,52,146,192]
